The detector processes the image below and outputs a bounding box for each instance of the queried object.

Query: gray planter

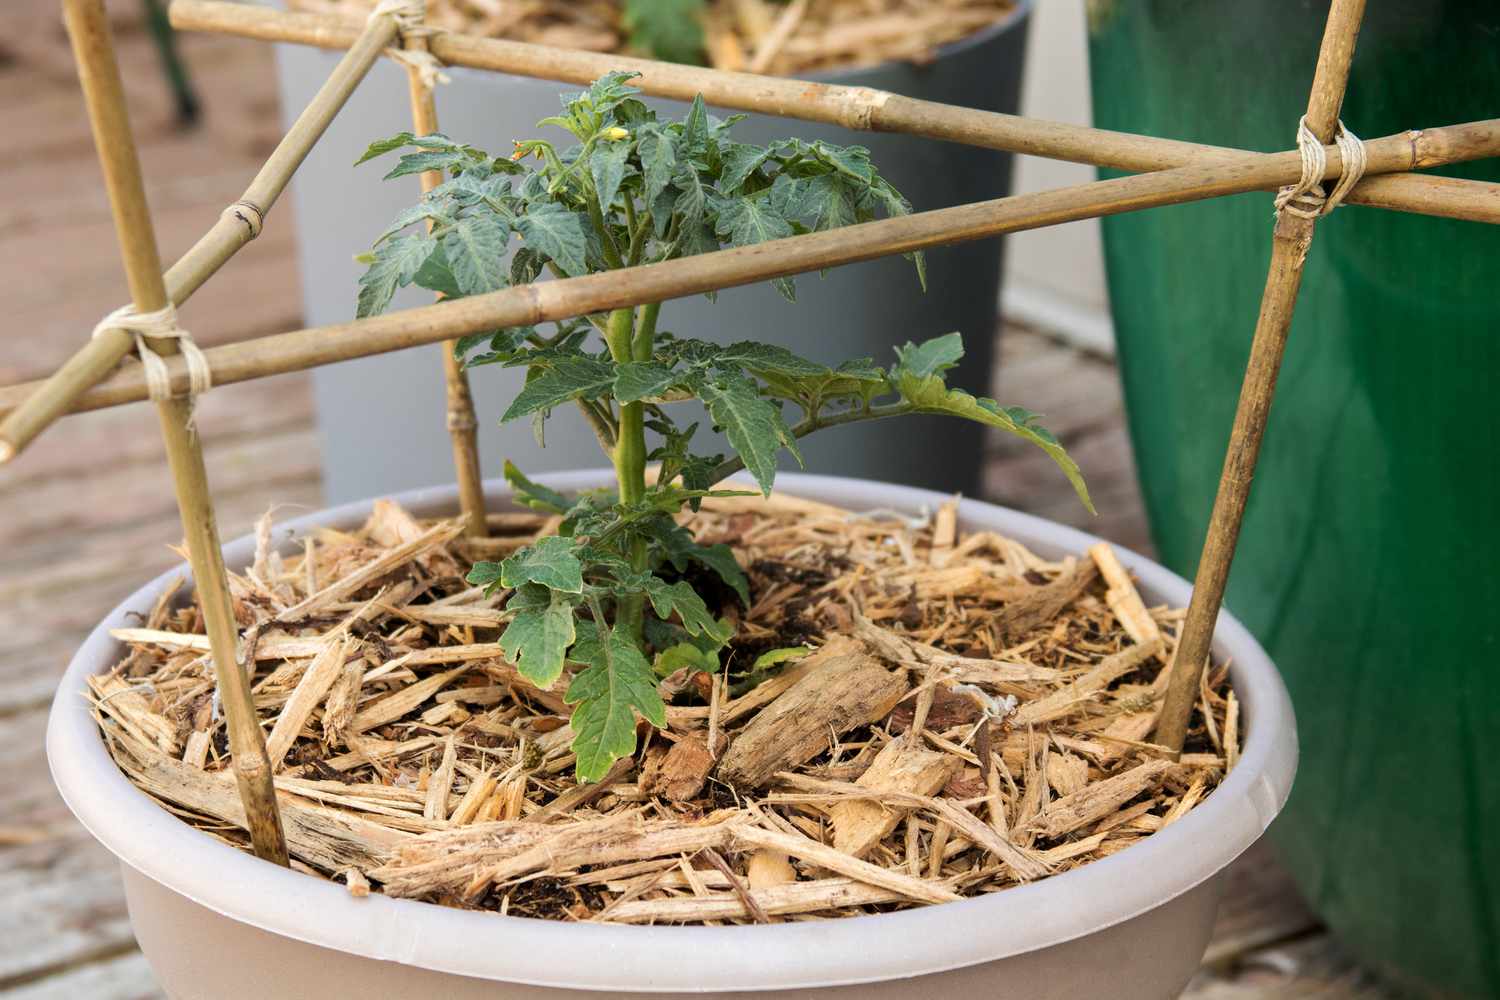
[274,7,1031,502]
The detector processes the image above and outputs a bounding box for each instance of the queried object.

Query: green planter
[1087,3,1500,996]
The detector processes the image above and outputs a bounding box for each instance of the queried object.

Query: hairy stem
[705,402,916,485]
[587,189,624,270]
[632,302,661,362]
[576,398,616,456]
[605,306,647,638]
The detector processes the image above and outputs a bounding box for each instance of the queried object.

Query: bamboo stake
[401,24,488,538]
[1154,0,1368,755]
[166,0,1500,224]
[0,5,403,463]
[5,117,1498,423]
[61,0,288,866]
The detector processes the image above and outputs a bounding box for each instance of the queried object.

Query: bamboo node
[221,199,265,240]
[92,304,213,402]
[1274,115,1368,219]
[841,86,892,131]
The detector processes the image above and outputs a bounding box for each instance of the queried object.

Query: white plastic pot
[48,472,1297,999]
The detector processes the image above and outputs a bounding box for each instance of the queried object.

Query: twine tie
[92,303,212,403]
[1274,115,1368,219]
[370,0,449,90]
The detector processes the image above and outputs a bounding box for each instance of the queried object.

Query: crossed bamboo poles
[7,0,1496,863]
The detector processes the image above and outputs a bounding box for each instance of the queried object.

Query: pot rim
[47,471,1296,992]
[395,0,1031,94]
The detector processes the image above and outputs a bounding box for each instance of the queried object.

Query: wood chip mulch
[92,491,1238,924]
[287,0,1017,76]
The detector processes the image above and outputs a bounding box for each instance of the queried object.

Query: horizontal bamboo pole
[5,117,1498,422]
[62,0,289,865]
[168,0,1500,225]
[0,5,401,464]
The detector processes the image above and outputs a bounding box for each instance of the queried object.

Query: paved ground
[0,3,1395,996]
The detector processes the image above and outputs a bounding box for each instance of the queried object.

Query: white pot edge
[47,470,1297,993]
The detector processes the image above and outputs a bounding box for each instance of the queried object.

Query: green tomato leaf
[808,141,877,185]
[713,194,796,301]
[719,142,775,193]
[502,356,616,422]
[700,373,793,497]
[355,233,433,318]
[637,125,678,210]
[649,521,751,607]
[383,148,469,180]
[673,166,708,231]
[681,94,711,159]
[498,535,586,593]
[503,459,571,514]
[589,138,631,212]
[355,132,417,165]
[776,173,858,232]
[613,361,681,402]
[439,213,509,296]
[516,202,590,277]
[565,623,667,782]
[717,342,827,379]
[893,332,965,379]
[643,577,733,645]
[465,560,505,592]
[500,584,578,688]
[412,240,464,299]
[753,646,810,671]
[654,642,719,678]
[586,71,644,116]
[374,202,444,245]
[892,334,1094,513]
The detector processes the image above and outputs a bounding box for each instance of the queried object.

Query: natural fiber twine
[92,304,212,404]
[1274,115,1368,219]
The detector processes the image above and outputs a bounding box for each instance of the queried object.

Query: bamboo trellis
[6,0,1496,864]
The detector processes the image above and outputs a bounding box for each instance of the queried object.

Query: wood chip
[1026,760,1173,839]
[717,649,906,790]
[265,635,354,769]
[830,738,959,859]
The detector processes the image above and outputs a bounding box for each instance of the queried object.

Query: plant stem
[632,302,660,362]
[705,401,915,485]
[605,306,648,638]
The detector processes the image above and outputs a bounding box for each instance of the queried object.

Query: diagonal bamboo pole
[401,27,487,538]
[0,4,404,464]
[166,0,1500,225]
[61,0,289,865]
[1154,0,1369,754]
[2,117,1497,424]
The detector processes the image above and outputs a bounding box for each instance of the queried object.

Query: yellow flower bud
[602,127,630,141]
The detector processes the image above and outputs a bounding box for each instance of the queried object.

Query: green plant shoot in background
[355,72,1091,780]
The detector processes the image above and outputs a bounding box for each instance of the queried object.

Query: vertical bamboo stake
[0,5,403,463]
[401,24,488,537]
[1154,0,1368,754]
[62,0,289,864]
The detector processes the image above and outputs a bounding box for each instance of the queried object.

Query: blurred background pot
[274,3,1032,503]
[1088,2,1500,995]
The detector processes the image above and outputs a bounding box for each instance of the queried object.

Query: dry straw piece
[94,493,1238,922]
